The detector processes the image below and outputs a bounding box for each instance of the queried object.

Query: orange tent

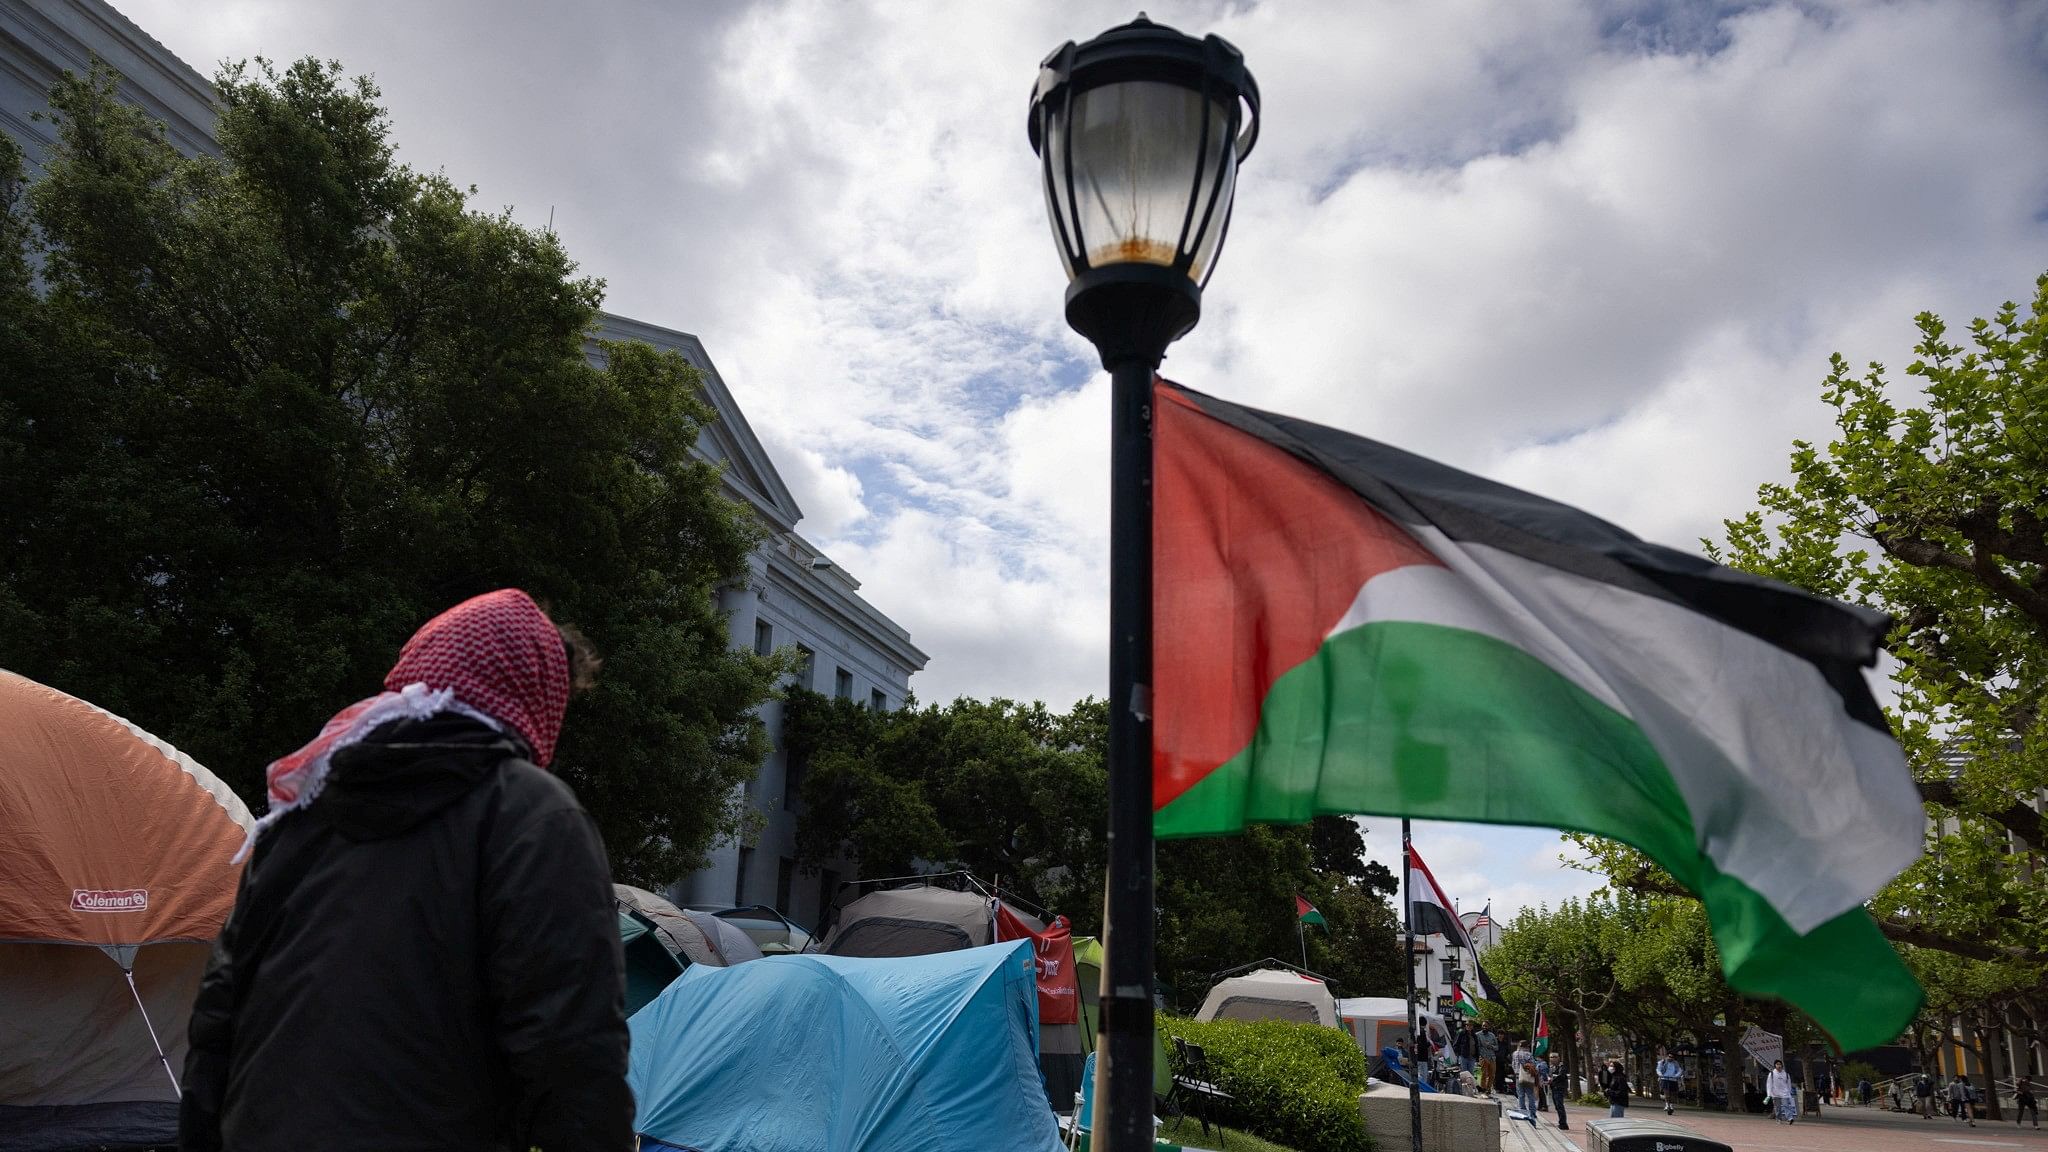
[0,669,252,1150]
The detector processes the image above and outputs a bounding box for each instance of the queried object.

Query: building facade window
[784,747,806,812]
[870,688,886,712]
[835,667,853,700]
[794,645,815,691]
[776,857,795,915]
[735,847,753,907]
[1440,958,1458,985]
[754,619,773,657]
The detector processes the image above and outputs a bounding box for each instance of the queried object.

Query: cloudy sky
[119,0,2048,917]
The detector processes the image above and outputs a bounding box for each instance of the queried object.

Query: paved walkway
[1494,1102,2048,1152]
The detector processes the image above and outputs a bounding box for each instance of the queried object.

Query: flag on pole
[1405,843,1501,1002]
[1449,983,1479,1018]
[1533,1007,1551,1057]
[1149,378,1925,1050]
[1294,893,1327,930]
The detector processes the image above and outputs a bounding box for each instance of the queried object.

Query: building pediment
[590,313,804,533]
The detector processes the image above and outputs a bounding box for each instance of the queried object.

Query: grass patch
[1171,1124,1301,1152]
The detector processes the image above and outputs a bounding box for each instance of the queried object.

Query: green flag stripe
[1153,619,1920,1050]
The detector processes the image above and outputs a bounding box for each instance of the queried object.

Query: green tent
[1072,936,1171,1098]
[619,907,685,1016]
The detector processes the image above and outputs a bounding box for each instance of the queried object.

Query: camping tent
[1337,997,1450,1068]
[715,904,815,954]
[821,886,994,956]
[823,885,1085,1109]
[616,885,762,967]
[1196,967,1340,1028]
[618,907,686,1016]
[628,942,1063,1152]
[0,670,254,1152]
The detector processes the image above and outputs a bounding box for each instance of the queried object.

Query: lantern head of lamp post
[1028,13,1259,370]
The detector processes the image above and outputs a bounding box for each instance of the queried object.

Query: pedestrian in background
[1478,1026,1498,1095]
[1549,1060,1572,1132]
[1656,1050,1684,1115]
[1514,1047,1540,1123]
[179,590,631,1152]
[1767,1060,1797,1124]
[1453,1021,1477,1079]
[1916,1070,1937,1118]
[2015,1076,2038,1128]
[1534,1053,1551,1112]
[1948,1075,1976,1126]
[1602,1059,1630,1118]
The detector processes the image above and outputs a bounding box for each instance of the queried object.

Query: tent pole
[123,966,182,1099]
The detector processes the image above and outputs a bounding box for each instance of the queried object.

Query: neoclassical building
[2,0,926,932]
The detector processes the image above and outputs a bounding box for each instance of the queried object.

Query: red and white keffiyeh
[235,588,570,861]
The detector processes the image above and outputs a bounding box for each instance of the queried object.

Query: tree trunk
[1978,1008,2006,1121]
[1720,1008,1745,1112]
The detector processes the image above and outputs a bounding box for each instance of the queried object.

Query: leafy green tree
[786,691,1406,1005]
[0,60,783,883]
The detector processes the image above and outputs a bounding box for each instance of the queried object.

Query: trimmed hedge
[1158,1015,1371,1152]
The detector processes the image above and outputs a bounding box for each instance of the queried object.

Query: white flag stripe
[1354,525,1925,935]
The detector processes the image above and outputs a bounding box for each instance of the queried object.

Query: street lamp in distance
[1027,15,1258,1152]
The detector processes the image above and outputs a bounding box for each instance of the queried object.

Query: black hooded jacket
[179,714,633,1152]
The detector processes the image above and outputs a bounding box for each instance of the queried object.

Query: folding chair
[1167,1038,1231,1148]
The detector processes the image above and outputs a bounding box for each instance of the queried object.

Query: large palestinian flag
[1150,378,1925,1050]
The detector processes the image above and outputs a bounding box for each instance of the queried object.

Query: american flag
[1470,902,1493,930]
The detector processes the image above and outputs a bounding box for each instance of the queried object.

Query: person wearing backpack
[1656,1051,1684,1115]
[1513,1046,1540,1123]
[1767,1060,1797,1124]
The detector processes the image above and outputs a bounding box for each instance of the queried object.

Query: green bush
[1840,1061,1882,1093]
[1158,1015,1371,1152]
[1577,1092,1610,1108]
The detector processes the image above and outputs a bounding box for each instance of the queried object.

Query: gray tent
[822,885,1085,1111]
[822,886,996,957]
[614,885,762,967]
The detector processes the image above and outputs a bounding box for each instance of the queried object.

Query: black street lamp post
[1028,15,1258,1152]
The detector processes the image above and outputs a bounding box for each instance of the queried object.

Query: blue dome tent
[628,941,1064,1152]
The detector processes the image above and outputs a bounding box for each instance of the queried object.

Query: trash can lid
[1586,1117,1733,1152]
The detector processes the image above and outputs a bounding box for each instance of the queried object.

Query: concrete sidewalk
[1524,1102,2047,1152]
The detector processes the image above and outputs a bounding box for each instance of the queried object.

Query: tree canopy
[0,60,783,883]
[783,690,1406,1007]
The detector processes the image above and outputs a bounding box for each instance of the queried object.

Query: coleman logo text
[71,889,148,913]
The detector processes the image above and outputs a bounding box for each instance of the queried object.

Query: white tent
[1337,997,1450,1060]
[1195,968,1339,1028]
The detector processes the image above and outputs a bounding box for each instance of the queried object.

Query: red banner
[994,903,1080,1025]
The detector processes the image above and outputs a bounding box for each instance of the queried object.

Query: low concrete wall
[1359,1083,1502,1152]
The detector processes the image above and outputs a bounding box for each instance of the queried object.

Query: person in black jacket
[1549,1061,1572,1131]
[180,589,632,1152]
[1603,1059,1631,1118]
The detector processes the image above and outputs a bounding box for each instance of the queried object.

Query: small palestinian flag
[1533,1006,1551,1057]
[1149,378,1925,1051]
[1449,983,1479,1018]
[1295,894,1327,930]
